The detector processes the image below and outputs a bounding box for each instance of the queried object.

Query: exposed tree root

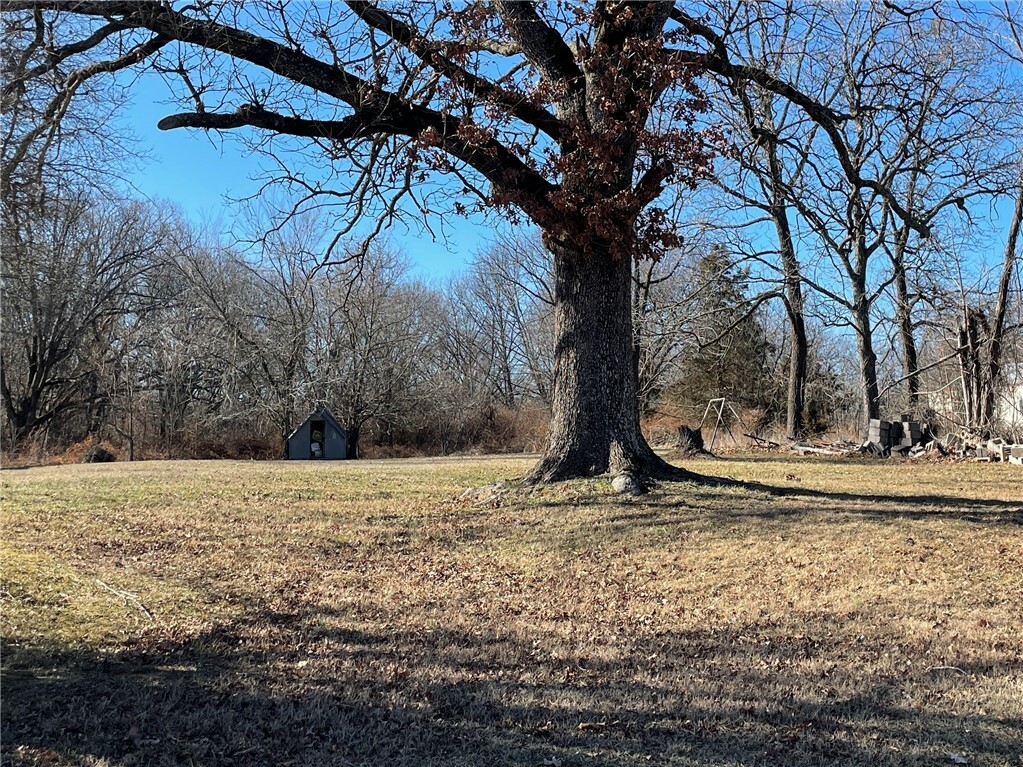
[520,441,743,494]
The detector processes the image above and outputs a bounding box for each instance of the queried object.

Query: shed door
[309,419,326,458]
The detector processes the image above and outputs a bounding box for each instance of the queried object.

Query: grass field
[2,453,1021,766]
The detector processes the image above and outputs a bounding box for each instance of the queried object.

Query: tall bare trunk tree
[980,176,1023,426]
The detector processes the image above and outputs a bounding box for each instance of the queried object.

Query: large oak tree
[1,1,934,481]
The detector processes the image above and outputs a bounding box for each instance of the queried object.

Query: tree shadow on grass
[660,482,1022,526]
[4,602,1021,767]
[525,481,1022,537]
[737,483,1021,519]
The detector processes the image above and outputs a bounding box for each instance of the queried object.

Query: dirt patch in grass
[2,456,1021,766]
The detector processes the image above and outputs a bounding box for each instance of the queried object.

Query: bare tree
[463,231,554,405]
[312,246,436,459]
[702,2,1017,428]
[177,208,322,443]
[697,2,824,438]
[0,1,724,483]
[982,173,1023,426]
[974,2,1023,427]
[0,192,170,447]
[444,263,525,412]
[1,8,158,208]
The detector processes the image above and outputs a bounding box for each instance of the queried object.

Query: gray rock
[611,472,644,496]
[459,482,507,505]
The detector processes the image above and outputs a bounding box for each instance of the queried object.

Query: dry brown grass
[2,454,1021,766]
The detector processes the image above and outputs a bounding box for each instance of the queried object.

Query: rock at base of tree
[611,472,645,496]
[83,445,116,463]
[676,426,706,455]
[458,482,508,506]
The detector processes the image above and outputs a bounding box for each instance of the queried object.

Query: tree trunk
[981,178,1022,425]
[893,256,920,410]
[772,200,807,440]
[346,423,360,460]
[786,308,809,439]
[888,222,921,412]
[757,131,809,440]
[960,306,988,428]
[524,243,695,484]
[853,298,881,425]
[632,262,644,412]
[0,352,42,448]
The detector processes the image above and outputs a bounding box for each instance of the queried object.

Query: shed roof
[286,407,347,442]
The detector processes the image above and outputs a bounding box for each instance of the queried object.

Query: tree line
[2,189,830,457]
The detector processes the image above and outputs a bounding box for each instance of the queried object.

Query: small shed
[286,407,349,460]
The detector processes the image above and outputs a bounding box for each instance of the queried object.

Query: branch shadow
[743,482,1020,516]
[4,601,1021,766]
[525,481,1022,533]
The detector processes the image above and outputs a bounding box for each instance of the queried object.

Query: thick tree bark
[345,424,361,460]
[524,243,696,484]
[771,199,808,440]
[852,295,881,425]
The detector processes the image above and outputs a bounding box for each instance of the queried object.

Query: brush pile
[789,417,1022,463]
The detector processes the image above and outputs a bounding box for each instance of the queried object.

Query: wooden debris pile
[789,418,1022,463]
[789,439,861,457]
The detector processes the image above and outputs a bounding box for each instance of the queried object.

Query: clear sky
[119,73,499,280]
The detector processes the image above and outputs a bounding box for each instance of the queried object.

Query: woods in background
[3,195,1017,460]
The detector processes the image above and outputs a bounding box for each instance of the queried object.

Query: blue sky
[120,74,498,280]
